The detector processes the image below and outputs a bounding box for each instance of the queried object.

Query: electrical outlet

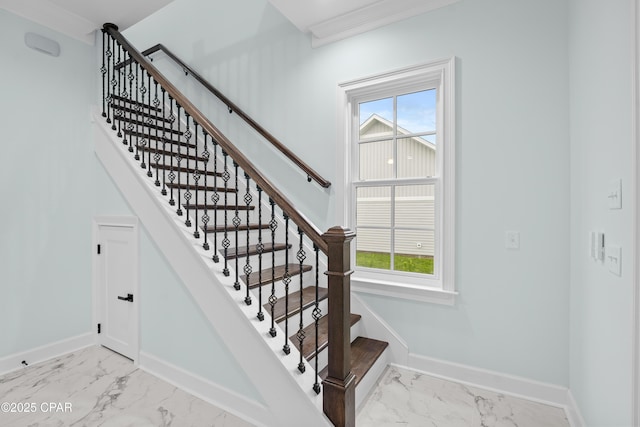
[607,245,622,276]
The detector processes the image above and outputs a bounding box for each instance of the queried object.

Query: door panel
[98,224,138,360]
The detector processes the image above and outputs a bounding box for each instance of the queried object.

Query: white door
[97,224,139,360]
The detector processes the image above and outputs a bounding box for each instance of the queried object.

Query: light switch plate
[608,179,622,209]
[606,245,622,276]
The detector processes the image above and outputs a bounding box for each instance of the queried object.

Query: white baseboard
[406,352,571,412]
[565,390,586,427]
[0,332,95,377]
[138,351,275,427]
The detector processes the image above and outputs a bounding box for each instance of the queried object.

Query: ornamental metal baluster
[109,37,117,130]
[100,31,107,119]
[282,213,291,355]
[167,96,176,204]
[232,161,241,291]
[134,62,141,161]
[114,41,122,135]
[312,244,322,394]
[221,151,231,275]
[160,88,168,193]
[126,53,135,153]
[119,50,129,146]
[183,114,193,227]
[243,172,253,306]
[211,140,220,262]
[175,105,183,216]
[201,130,210,249]
[296,228,307,373]
[105,34,113,124]
[192,123,201,238]
[256,186,264,321]
[152,80,161,185]
[146,73,154,177]
[268,198,278,337]
[138,69,148,169]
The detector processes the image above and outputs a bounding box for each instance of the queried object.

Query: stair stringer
[93,109,331,427]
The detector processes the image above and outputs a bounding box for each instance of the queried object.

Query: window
[337,59,456,304]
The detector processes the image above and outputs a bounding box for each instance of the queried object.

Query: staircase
[98,23,389,426]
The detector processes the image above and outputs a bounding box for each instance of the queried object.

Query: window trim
[336,58,456,305]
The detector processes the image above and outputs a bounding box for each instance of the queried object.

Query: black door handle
[117,293,134,302]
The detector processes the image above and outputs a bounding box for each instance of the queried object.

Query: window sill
[351,274,457,305]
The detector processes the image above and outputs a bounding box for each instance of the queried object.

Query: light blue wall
[125,0,571,386]
[0,8,260,403]
[94,162,261,401]
[0,10,95,356]
[569,0,634,425]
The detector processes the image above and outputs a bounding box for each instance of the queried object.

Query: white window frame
[336,58,456,305]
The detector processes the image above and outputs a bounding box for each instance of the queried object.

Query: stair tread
[319,337,389,387]
[125,130,197,149]
[203,223,269,233]
[266,286,329,323]
[111,95,162,112]
[224,242,290,259]
[152,164,221,177]
[112,103,168,119]
[242,263,313,289]
[115,116,183,136]
[138,146,207,162]
[183,203,254,211]
[291,313,361,360]
[167,182,237,192]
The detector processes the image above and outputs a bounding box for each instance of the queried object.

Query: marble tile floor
[0,346,253,427]
[356,365,570,427]
[0,345,570,426]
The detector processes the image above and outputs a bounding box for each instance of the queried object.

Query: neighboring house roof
[359,113,436,151]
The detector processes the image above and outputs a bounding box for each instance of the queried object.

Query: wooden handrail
[125,43,331,188]
[104,23,329,254]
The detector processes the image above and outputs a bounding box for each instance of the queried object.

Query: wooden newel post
[322,226,356,427]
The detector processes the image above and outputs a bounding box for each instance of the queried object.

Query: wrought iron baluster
[153,80,161,185]
[211,140,220,262]
[105,35,113,123]
[243,172,253,306]
[126,52,134,152]
[268,198,278,337]
[134,62,141,161]
[167,96,176,204]
[146,73,153,177]
[233,161,241,291]
[100,31,107,119]
[114,41,122,135]
[192,123,201,238]
[184,114,193,227]
[312,244,321,394]
[108,38,118,130]
[138,68,148,169]
[283,212,291,355]
[175,105,183,216]
[256,186,264,321]
[296,228,307,373]
[160,88,168,194]
[221,151,230,275]
[119,50,128,145]
[201,130,210,249]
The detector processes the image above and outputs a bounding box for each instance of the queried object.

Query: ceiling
[0,0,174,44]
[0,0,459,47]
[267,0,460,47]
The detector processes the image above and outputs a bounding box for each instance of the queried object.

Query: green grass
[356,251,434,274]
